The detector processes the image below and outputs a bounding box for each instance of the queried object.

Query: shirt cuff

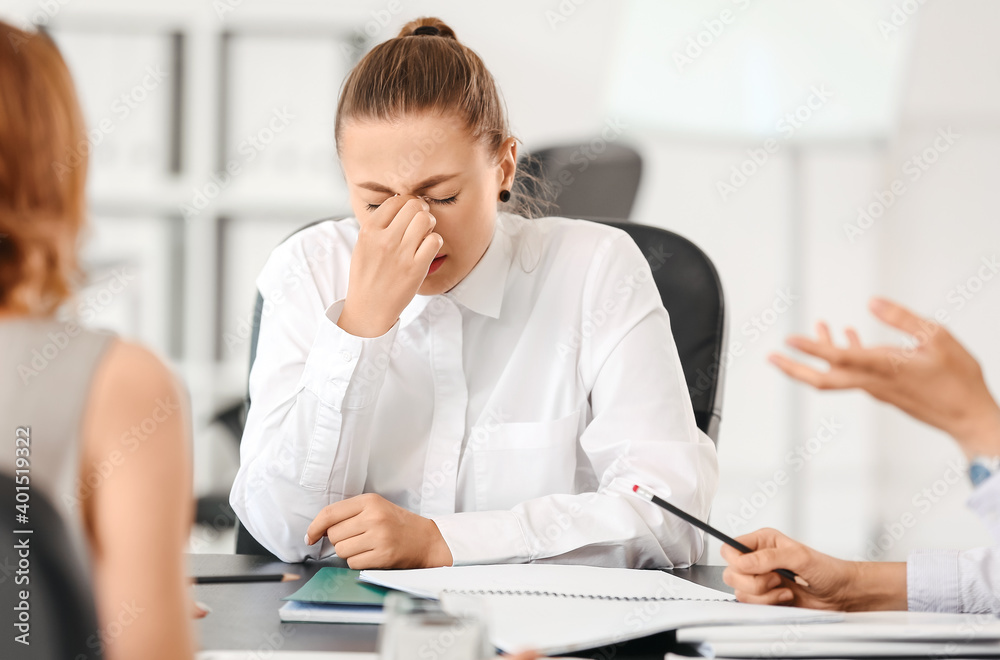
[907,548,962,612]
[968,472,1000,544]
[430,511,532,565]
[300,299,399,410]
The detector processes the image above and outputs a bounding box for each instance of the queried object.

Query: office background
[3,0,998,564]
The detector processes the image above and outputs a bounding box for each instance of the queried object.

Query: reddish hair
[0,21,87,315]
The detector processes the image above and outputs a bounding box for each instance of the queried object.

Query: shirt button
[340,350,352,361]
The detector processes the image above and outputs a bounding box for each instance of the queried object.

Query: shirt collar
[398,213,513,327]
[443,213,512,319]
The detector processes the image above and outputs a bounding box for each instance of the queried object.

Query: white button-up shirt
[908,472,1000,613]
[230,212,720,566]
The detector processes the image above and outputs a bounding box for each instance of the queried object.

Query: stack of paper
[359,564,841,655]
[676,610,1000,657]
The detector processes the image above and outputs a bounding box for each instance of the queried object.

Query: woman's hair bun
[398,17,457,40]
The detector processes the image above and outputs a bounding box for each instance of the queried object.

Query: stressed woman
[230,17,719,568]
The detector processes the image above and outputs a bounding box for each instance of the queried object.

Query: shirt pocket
[470,409,581,511]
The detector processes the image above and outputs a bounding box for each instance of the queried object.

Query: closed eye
[365,195,458,212]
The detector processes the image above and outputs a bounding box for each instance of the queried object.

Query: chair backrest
[236,216,726,555]
[597,220,726,442]
[1,472,103,659]
[516,143,643,221]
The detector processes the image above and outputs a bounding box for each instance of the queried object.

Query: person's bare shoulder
[82,338,189,463]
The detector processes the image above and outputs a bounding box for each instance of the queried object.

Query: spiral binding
[440,588,735,602]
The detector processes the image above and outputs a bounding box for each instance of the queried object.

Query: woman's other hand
[305,493,453,569]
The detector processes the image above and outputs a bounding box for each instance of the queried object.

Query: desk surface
[190,553,732,658]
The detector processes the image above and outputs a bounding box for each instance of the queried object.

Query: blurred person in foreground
[722,297,1000,614]
[0,20,197,659]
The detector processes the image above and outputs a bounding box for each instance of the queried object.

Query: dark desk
[190,554,732,659]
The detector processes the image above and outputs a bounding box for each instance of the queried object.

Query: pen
[632,484,810,588]
[192,573,302,584]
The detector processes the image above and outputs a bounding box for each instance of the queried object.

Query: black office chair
[1,472,103,659]
[516,142,643,221]
[234,215,726,557]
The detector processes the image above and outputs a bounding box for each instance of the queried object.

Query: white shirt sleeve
[229,239,399,562]
[430,232,720,567]
[907,472,1000,613]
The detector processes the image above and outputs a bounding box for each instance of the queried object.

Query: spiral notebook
[359,565,840,654]
[361,563,736,602]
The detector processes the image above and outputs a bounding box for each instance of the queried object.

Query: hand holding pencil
[631,485,808,587]
[719,527,907,611]
[631,484,907,611]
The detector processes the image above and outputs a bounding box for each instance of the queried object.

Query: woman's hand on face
[304,493,453,569]
[338,195,443,338]
[769,296,1000,457]
[721,528,860,611]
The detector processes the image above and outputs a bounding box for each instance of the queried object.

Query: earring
[499,189,511,203]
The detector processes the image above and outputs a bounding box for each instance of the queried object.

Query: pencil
[192,573,302,584]
[632,484,810,588]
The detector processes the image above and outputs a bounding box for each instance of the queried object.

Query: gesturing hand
[769,296,1000,457]
[304,493,453,569]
